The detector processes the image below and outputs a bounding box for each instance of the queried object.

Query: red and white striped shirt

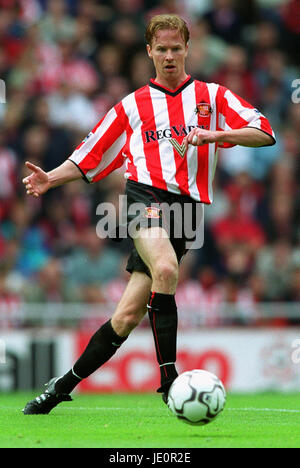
[69,76,275,204]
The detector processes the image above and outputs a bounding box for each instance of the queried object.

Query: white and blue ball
[167,369,226,426]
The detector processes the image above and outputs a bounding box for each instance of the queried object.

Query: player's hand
[183,129,219,147]
[22,161,51,198]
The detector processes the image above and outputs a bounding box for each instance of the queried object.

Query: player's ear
[184,42,189,58]
[147,44,153,59]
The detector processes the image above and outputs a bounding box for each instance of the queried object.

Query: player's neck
[153,73,189,91]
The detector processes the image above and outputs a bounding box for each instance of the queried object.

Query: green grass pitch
[0,392,300,448]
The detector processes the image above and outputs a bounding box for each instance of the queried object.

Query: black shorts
[117,180,203,278]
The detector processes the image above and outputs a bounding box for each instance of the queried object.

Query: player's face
[147,29,188,89]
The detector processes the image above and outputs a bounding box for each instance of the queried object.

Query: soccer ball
[167,369,226,425]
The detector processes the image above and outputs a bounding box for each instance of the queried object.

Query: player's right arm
[23,160,82,198]
[23,98,129,198]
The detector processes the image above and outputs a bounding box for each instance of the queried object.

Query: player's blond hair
[145,14,190,47]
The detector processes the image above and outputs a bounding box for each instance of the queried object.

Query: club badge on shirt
[144,206,161,219]
[195,102,212,117]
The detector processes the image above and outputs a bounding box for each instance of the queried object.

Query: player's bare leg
[111,271,152,336]
[23,272,151,415]
[134,227,180,397]
[134,226,179,294]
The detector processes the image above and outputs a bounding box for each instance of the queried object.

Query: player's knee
[152,259,179,290]
[112,306,145,336]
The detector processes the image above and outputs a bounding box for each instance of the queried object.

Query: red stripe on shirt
[115,101,138,181]
[223,106,249,129]
[77,108,125,174]
[90,149,125,183]
[194,81,210,204]
[134,86,167,191]
[165,93,190,196]
[92,104,125,156]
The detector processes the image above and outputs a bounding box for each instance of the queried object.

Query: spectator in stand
[286,268,300,302]
[257,50,295,120]
[1,198,50,277]
[222,244,254,284]
[287,101,300,136]
[56,37,99,96]
[62,226,123,302]
[183,0,211,18]
[0,45,10,84]
[24,257,81,303]
[107,0,146,61]
[281,0,300,64]
[261,159,296,242]
[38,0,76,44]
[284,265,300,325]
[21,96,73,172]
[247,273,268,303]
[250,20,280,73]
[255,239,295,301]
[0,3,25,67]
[175,260,224,328]
[145,0,187,21]
[186,18,228,81]
[37,190,79,256]
[224,171,265,221]
[6,23,62,96]
[204,173,231,225]
[203,0,244,44]
[0,263,21,329]
[1,88,27,139]
[280,128,300,169]
[218,274,258,326]
[211,198,266,257]
[95,43,124,83]
[128,50,154,90]
[20,124,50,167]
[93,45,131,115]
[0,129,18,220]
[73,16,99,61]
[46,80,98,133]
[265,192,295,242]
[212,45,260,105]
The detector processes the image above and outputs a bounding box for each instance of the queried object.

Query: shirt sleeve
[68,101,128,183]
[216,86,276,149]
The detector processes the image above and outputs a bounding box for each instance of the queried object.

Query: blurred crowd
[0,0,300,328]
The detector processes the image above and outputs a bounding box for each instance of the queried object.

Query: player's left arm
[184,127,274,148]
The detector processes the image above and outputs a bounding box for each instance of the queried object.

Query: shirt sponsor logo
[143,124,208,144]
